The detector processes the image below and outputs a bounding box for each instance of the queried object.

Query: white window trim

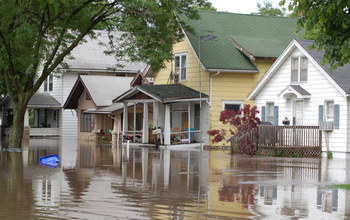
[324,100,334,122]
[291,56,308,84]
[222,100,243,112]
[44,74,53,92]
[174,52,188,81]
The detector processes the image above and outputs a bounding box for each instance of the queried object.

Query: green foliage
[252,1,286,16]
[281,0,350,68]
[193,2,216,11]
[0,0,208,148]
[331,184,350,190]
[327,150,333,159]
[274,149,284,157]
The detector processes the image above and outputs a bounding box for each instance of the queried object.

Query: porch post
[188,103,191,143]
[153,102,158,128]
[122,102,128,136]
[112,116,118,147]
[133,103,137,141]
[164,104,171,145]
[142,102,149,143]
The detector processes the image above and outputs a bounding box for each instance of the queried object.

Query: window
[44,74,53,92]
[291,57,308,83]
[174,53,187,81]
[223,101,243,113]
[80,113,94,132]
[266,102,274,124]
[325,100,334,121]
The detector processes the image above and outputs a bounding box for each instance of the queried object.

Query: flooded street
[0,138,349,219]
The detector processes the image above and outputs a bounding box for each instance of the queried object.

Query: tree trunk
[9,94,27,149]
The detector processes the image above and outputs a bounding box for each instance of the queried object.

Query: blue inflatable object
[40,154,60,168]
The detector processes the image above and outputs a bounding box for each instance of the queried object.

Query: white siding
[255,48,348,153]
[61,72,79,137]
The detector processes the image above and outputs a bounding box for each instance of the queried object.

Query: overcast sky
[209,0,285,14]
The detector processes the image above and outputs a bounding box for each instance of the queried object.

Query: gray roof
[296,39,350,94]
[115,84,208,103]
[85,103,124,114]
[28,93,61,108]
[63,30,146,73]
[0,93,61,109]
[80,75,133,106]
[289,85,311,96]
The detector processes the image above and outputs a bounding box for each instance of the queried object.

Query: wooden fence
[254,125,322,157]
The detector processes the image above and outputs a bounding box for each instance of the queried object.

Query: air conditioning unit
[319,121,333,131]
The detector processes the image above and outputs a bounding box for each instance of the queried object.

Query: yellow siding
[154,38,210,95]
[209,59,274,146]
[153,37,275,147]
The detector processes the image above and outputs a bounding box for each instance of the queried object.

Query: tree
[193,2,216,11]
[281,0,350,68]
[0,0,208,149]
[252,1,286,16]
[207,104,261,155]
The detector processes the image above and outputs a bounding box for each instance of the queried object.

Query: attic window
[200,35,217,41]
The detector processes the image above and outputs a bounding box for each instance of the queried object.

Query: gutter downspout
[209,71,221,107]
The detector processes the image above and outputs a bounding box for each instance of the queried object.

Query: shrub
[207,104,261,155]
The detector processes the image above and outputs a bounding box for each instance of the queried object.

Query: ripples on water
[0,137,349,219]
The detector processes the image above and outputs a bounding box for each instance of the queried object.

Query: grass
[331,184,350,190]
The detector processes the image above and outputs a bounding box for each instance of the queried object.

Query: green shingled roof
[139,84,208,102]
[183,11,301,70]
[114,84,208,103]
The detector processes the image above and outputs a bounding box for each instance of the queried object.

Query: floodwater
[0,138,349,219]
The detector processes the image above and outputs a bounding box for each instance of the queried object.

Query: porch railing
[254,125,322,157]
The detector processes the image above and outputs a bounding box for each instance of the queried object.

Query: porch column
[122,102,128,136]
[24,109,29,127]
[153,102,158,128]
[188,103,191,143]
[164,104,171,145]
[133,103,136,141]
[142,103,149,143]
[112,116,118,147]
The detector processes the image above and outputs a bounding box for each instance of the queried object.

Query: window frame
[44,74,54,92]
[290,56,308,84]
[222,100,243,113]
[324,100,334,122]
[174,53,187,81]
[80,112,95,132]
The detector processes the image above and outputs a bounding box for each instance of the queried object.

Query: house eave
[207,68,258,73]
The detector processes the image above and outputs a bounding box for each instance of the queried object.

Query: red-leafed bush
[207,104,261,155]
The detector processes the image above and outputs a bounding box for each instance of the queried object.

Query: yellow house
[148,10,300,146]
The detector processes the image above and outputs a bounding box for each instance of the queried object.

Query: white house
[0,30,146,138]
[248,39,350,157]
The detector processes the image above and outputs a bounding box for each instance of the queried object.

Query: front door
[293,100,303,125]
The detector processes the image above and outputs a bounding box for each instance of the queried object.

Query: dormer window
[291,57,308,83]
[44,74,53,92]
[174,53,187,81]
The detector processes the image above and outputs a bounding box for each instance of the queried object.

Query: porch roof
[83,103,124,114]
[0,93,61,109]
[278,85,311,99]
[114,84,208,103]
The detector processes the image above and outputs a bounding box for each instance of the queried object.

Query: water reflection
[1,138,350,219]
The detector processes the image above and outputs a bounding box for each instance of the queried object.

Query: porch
[114,84,209,146]
[255,125,322,157]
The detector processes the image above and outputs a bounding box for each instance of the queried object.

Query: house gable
[248,40,347,100]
